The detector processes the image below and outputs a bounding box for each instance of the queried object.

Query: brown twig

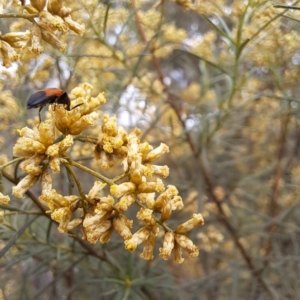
[262,113,289,259]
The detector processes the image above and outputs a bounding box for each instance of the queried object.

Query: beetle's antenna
[71,103,83,110]
[38,107,43,124]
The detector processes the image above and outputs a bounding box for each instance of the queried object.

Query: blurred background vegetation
[1,0,300,299]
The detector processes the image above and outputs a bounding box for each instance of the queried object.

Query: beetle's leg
[38,106,44,123]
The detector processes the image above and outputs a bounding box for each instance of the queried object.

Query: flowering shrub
[1,0,300,299]
[1,82,203,263]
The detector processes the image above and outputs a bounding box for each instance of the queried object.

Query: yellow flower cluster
[10,82,204,263]
[0,0,85,67]
[12,83,105,195]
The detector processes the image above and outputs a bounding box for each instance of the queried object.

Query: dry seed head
[175,213,204,234]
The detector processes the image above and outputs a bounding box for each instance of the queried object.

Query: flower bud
[20,154,45,176]
[12,174,39,198]
[174,234,199,258]
[2,31,30,48]
[13,136,46,157]
[41,29,67,53]
[124,227,150,252]
[146,164,169,178]
[159,232,174,260]
[161,202,172,222]
[30,0,46,11]
[0,193,10,205]
[175,213,204,234]
[67,218,82,231]
[85,220,112,244]
[110,182,136,198]
[64,15,85,36]
[144,143,169,162]
[0,40,19,67]
[87,181,107,199]
[137,178,165,193]
[113,214,133,240]
[99,226,114,244]
[39,10,69,33]
[140,232,155,260]
[136,208,155,227]
[49,156,60,173]
[173,241,184,264]
[169,196,183,210]
[138,193,155,209]
[47,0,62,15]
[51,207,71,233]
[29,23,44,54]
[115,194,135,212]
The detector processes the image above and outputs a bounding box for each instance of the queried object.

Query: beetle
[27,88,82,122]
